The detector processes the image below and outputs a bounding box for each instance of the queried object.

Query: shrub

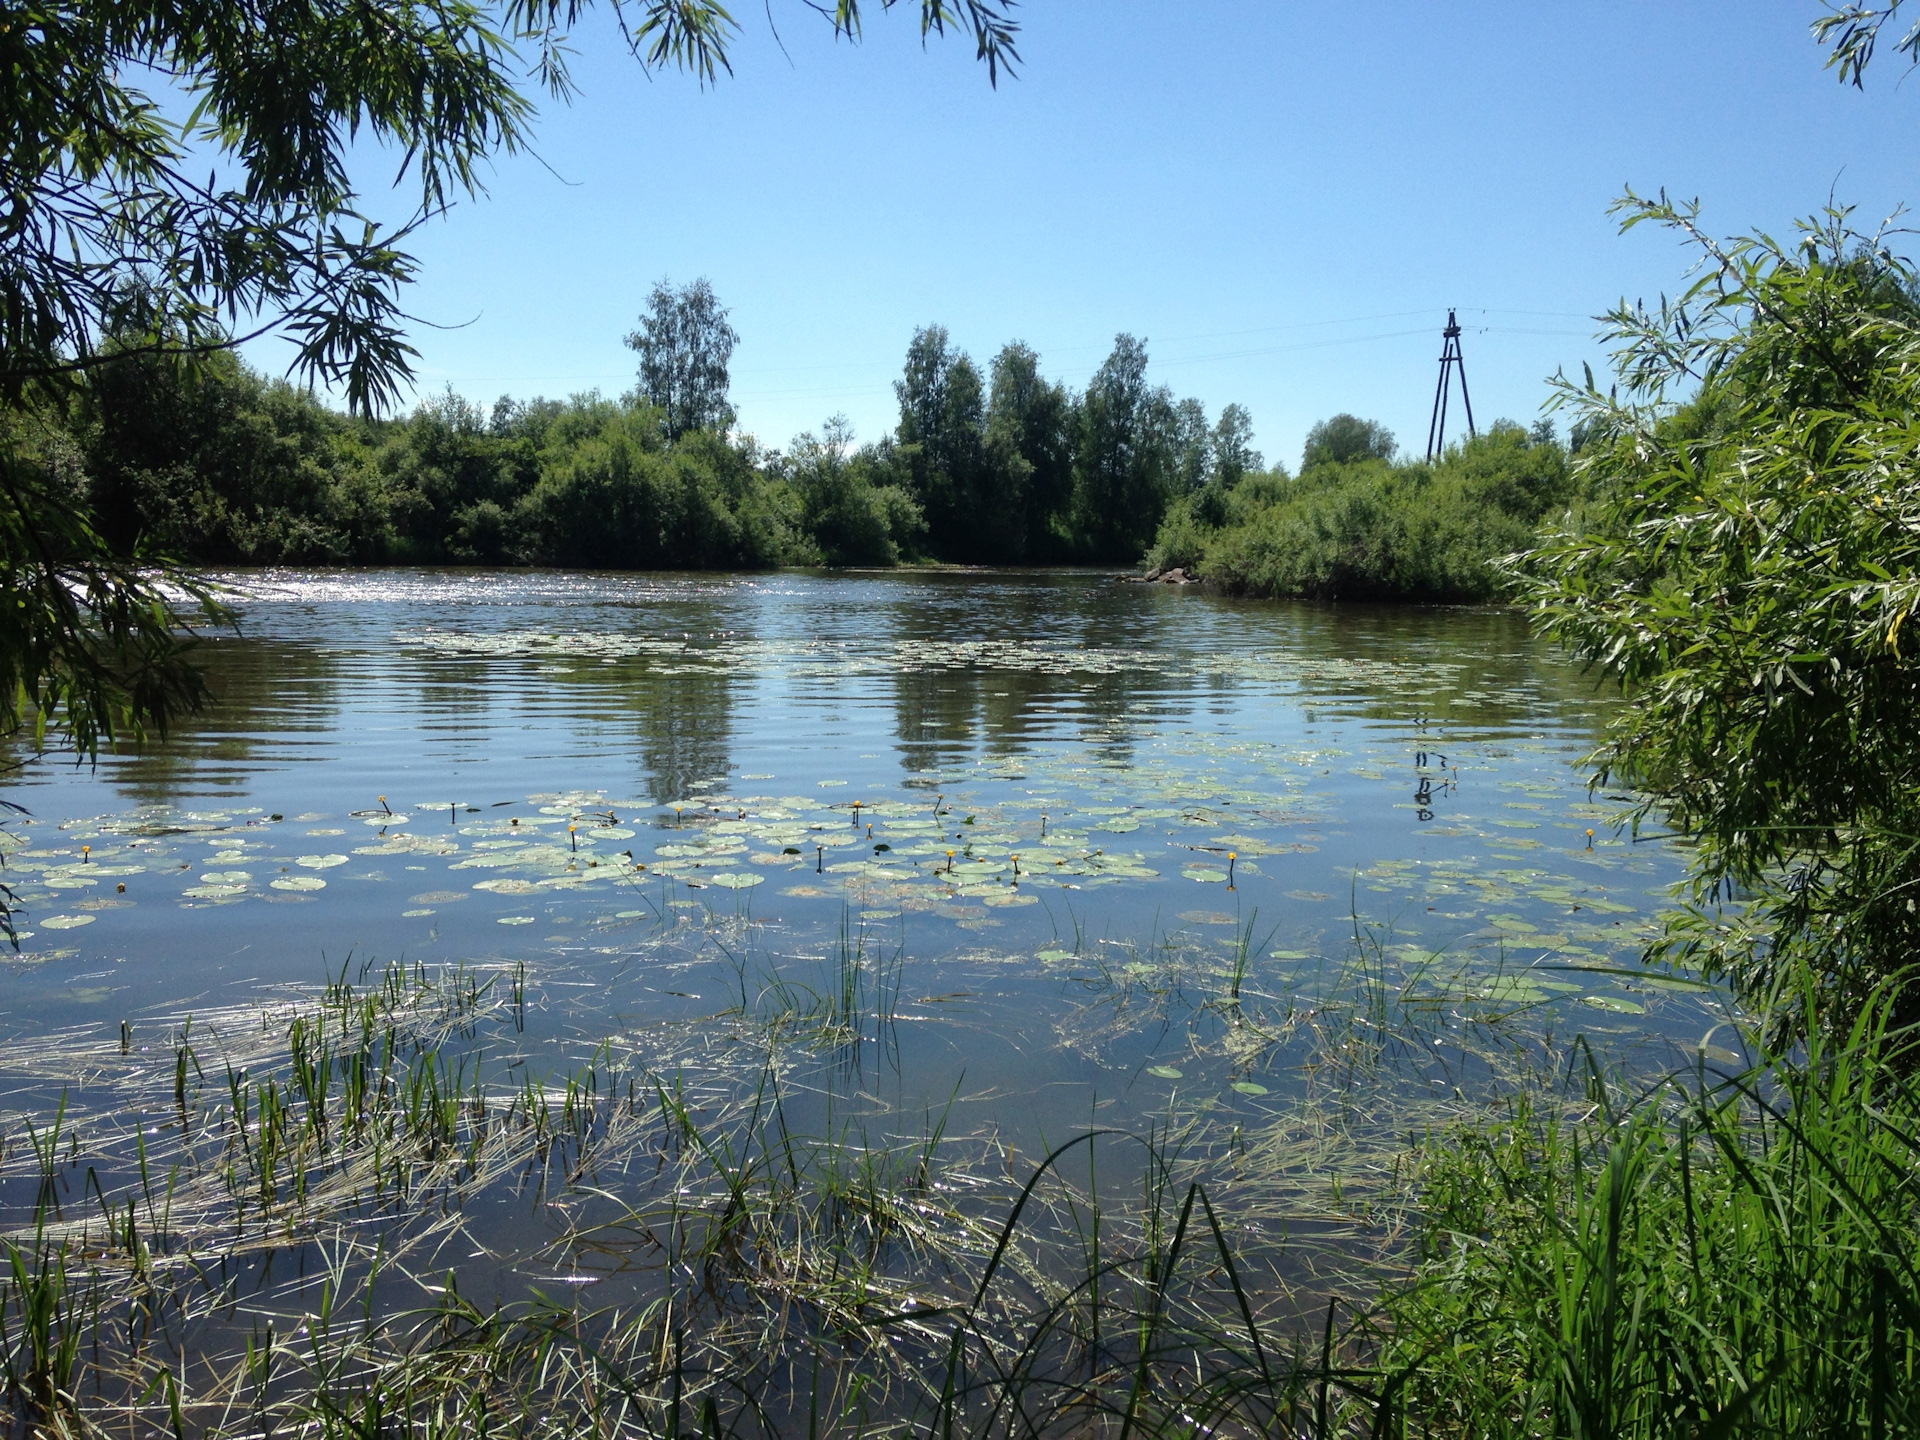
[1151,425,1567,602]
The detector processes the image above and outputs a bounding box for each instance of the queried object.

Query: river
[0,568,1731,1415]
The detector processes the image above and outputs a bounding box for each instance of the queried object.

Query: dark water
[0,568,1723,1205]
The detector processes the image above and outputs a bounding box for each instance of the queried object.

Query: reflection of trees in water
[890,663,1185,775]
[1267,603,1619,739]
[892,671,977,776]
[622,667,732,804]
[84,636,347,805]
[879,583,1618,781]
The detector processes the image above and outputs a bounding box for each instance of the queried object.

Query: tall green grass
[1373,986,1920,1436]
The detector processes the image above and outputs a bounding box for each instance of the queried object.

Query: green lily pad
[1147,1065,1183,1079]
[1230,1081,1269,1096]
[708,872,763,889]
[270,876,326,892]
[1584,994,1647,1014]
[1182,867,1228,883]
[38,914,93,930]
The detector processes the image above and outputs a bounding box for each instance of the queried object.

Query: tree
[1515,193,1920,1029]
[790,417,924,565]
[894,325,992,558]
[985,342,1074,560]
[1816,2,1920,84]
[626,278,739,441]
[1300,413,1396,469]
[1169,397,1212,493]
[1069,335,1176,562]
[1210,403,1263,487]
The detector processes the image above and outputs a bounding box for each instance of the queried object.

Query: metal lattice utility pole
[1425,309,1476,462]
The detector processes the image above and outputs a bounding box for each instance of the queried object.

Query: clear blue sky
[249,2,1918,470]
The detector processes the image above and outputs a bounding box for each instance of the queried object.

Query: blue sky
[250,3,1919,470]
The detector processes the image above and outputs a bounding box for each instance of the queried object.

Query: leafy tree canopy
[627,278,738,442]
[1300,413,1396,470]
[1516,191,1920,1028]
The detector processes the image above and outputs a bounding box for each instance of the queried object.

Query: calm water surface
[0,569,1725,1263]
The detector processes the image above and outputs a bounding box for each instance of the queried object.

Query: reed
[0,918,1907,1438]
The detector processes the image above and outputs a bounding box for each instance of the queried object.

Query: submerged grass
[0,917,1906,1437]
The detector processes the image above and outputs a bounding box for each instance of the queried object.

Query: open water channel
[0,568,1737,1421]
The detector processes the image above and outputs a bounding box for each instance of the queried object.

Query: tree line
[18,279,1571,598]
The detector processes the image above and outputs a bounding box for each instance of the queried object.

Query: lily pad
[1583,994,1647,1014]
[1230,1081,1270,1096]
[708,872,763,890]
[1182,867,1228,883]
[1147,1065,1183,1079]
[295,854,349,870]
[270,876,326,891]
[38,915,93,930]
[497,916,536,926]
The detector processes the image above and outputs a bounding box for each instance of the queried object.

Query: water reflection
[627,665,733,803]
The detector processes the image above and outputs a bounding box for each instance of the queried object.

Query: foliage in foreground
[1377,997,1920,1437]
[0,942,1384,1440]
[1515,196,1920,1029]
[5,936,1920,1439]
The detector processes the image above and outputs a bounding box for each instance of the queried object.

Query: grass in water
[0,933,1909,1437]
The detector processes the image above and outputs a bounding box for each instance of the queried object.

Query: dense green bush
[81,348,384,564]
[52,364,818,572]
[45,325,1297,578]
[1377,993,1920,1436]
[1149,422,1571,601]
[784,428,924,566]
[525,411,802,569]
[1516,198,1920,1029]
[47,330,1593,593]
